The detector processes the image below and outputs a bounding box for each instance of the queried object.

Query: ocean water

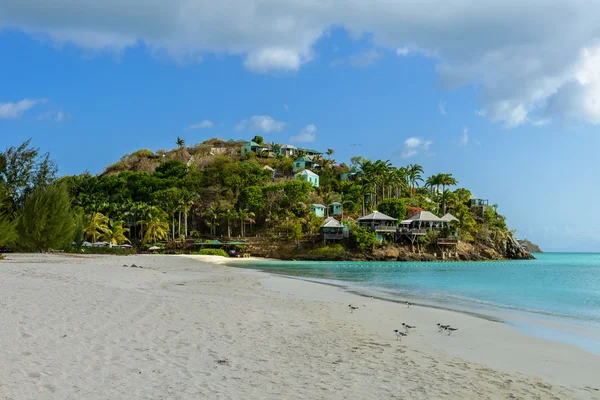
[234,253,600,353]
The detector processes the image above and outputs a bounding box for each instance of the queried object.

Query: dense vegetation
[0,138,520,257]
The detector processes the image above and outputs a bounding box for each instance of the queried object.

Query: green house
[310,204,326,217]
[298,148,323,157]
[295,169,319,187]
[340,167,365,182]
[241,141,268,156]
[293,156,314,172]
[328,202,342,216]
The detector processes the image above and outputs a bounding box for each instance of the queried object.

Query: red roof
[406,206,425,219]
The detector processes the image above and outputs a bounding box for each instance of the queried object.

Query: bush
[72,246,136,255]
[195,249,229,257]
[306,244,345,258]
[377,198,407,220]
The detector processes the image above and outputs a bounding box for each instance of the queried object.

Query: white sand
[1,254,599,400]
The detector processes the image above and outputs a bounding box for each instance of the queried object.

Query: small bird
[445,327,458,336]
[348,304,359,313]
[350,144,362,147]
[393,330,408,341]
[437,323,450,332]
[401,323,416,333]
[406,302,413,308]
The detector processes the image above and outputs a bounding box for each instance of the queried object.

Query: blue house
[293,156,315,172]
[295,169,319,187]
[328,202,343,216]
[310,204,326,217]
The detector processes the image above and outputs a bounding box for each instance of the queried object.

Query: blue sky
[2,1,600,252]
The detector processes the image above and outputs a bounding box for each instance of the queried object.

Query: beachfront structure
[293,156,315,172]
[241,141,268,156]
[328,202,342,216]
[277,144,297,157]
[295,169,319,187]
[357,211,398,233]
[321,217,346,241]
[403,211,444,229]
[340,167,365,182]
[310,204,326,217]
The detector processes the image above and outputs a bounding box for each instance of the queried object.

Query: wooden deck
[437,238,458,245]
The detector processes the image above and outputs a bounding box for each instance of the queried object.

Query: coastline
[1,253,598,399]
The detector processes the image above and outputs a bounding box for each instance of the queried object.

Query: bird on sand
[348,304,359,313]
[393,330,408,341]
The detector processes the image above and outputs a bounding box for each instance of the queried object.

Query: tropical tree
[203,205,220,235]
[17,182,75,252]
[406,164,424,196]
[439,173,458,213]
[101,220,131,245]
[0,212,17,246]
[140,207,169,244]
[452,204,476,240]
[176,136,185,148]
[252,135,264,145]
[237,208,255,237]
[302,212,322,242]
[222,209,238,238]
[84,212,110,242]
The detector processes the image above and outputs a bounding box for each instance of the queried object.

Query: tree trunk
[178,211,182,238]
[184,211,188,238]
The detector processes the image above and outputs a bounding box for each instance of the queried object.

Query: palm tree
[439,173,458,213]
[84,212,110,242]
[407,164,424,197]
[222,209,238,238]
[322,191,341,216]
[326,148,334,158]
[203,206,220,236]
[140,207,169,244]
[425,173,443,194]
[101,220,131,245]
[237,208,255,237]
[176,136,185,148]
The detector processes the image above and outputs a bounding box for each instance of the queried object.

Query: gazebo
[403,211,443,230]
[357,211,398,232]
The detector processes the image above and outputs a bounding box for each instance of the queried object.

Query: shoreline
[2,253,599,399]
[217,255,600,354]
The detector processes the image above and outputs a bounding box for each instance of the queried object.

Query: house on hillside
[328,202,343,216]
[277,144,297,157]
[295,169,320,187]
[469,196,489,216]
[403,211,444,230]
[441,213,458,225]
[321,217,347,242]
[241,141,268,156]
[357,211,398,234]
[293,156,315,172]
[340,167,365,182]
[310,204,326,217]
[298,148,323,157]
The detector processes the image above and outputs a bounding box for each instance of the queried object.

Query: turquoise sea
[235,253,600,353]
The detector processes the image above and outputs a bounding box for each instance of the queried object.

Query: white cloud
[459,127,469,146]
[185,120,213,130]
[290,124,316,143]
[5,1,600,125]
[0,98,41,119]
[37,109,69,122]
[438,101,446,116]
[236,115,286,133]
[331,49,380,68]
[401,136,432,158]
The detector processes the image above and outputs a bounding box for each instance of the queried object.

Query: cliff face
[244,236,535,262]
[518,240,542,253]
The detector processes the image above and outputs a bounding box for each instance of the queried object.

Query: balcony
[399,228,427,236]
[323,233,344,240]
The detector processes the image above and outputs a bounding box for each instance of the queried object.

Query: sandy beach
[1,254,599,399]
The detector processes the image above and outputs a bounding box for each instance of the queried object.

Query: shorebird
[348,305,359,313]
[393,330,408,341]
[437,323,450,332]
[406,302,413,308]
[445,327,458,336]
[401,323,416,333]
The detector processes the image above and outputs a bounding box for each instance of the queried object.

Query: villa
[297,148,323,157]
[310,204,326,217]
[240,141,268,156]
[328,202,343,216]
[277,144,297,157]
[293,156,315,172]
[340,167,365,182]
[357,211,398,233]
[321,217,346,241]
[295,169,319,187]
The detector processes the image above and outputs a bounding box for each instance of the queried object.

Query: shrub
[195,249,229,257]
[306,244,345,258]
[73,246,136,255]
[377,198,407,220]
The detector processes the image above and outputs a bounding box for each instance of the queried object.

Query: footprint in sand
[28,372,41,378]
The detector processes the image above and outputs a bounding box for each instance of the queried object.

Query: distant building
[277,144,297,157]
[357,211,398,233]
[297,148,323,157]
[295,169,320,187]
[328,202,343,216]
[310,204,326,218]
[321,217,346,241]
[340,167,365,182]
[293,156,315,172]
[241,141,268,156]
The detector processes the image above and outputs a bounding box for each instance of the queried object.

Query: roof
[298,148,322,154]
[441,213,459,222]
[247,141,264,147]
[407,211,442,222]
[329,202,342,206]
[280,144,296,149]
[294,156,313,163]
[296,169,318,177]
[321,217,343,228]
[357,210,397,221]
[263,165,275,171]
[311,204,326,209]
